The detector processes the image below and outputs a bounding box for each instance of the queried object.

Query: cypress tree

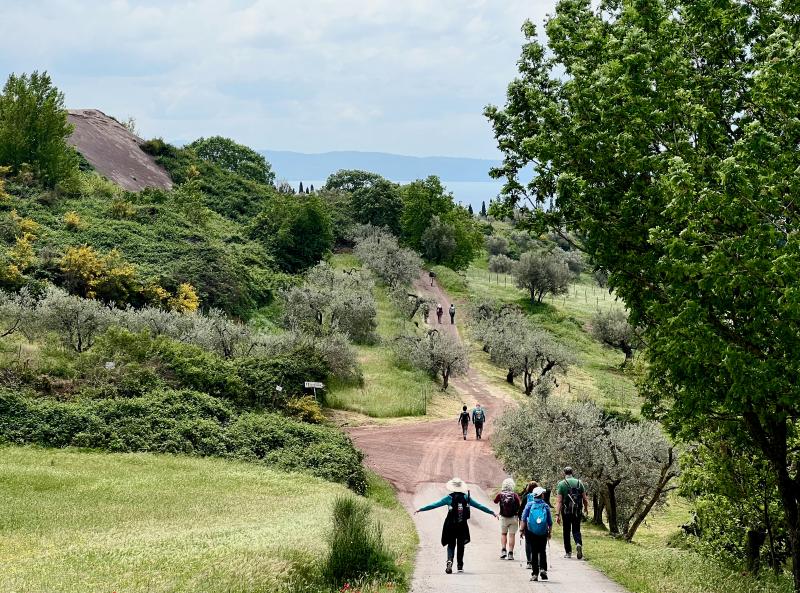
[480,201,487,217]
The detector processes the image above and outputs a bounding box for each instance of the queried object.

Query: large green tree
[188,136,275,185]
[0,71,78,187]
[486,1,800,587]
[400,176,454,250]
[351,178,403,235]
[251,194,333,273]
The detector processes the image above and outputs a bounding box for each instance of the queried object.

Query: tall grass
[322,496,403,588]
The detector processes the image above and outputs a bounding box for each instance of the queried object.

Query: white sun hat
[445,477,469,494]
[532,486,546,497]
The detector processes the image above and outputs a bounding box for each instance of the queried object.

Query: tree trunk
[442,366,450,390]
[745,529,766,575]
[506,369,515,384]
[606,483,619,535]
[744,413,800,592]
[592,493,606,527]
[621,343,633,367]
[624,448,678,542]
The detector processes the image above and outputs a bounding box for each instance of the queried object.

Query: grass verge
[0,446,416,593]
[584,499,792,593]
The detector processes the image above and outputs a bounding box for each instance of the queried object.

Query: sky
[0,0,555,158]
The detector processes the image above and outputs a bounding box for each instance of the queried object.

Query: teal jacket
[417,494,494,515]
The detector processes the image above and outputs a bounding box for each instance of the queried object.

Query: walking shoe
[530,574,538,582]
[577,543,583,559]
[507,551,514,561]
[526,562,532,569]
[500,549,507,559]
[540,571,548,581]
[445,560,452,574]
[564,552,572,559]
[457,565,464,572]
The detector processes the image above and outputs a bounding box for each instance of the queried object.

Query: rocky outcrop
[66,109,172,192]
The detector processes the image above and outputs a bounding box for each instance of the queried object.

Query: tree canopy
[0,71,78,187]
[187,136,275,185]
[486,1,800,585]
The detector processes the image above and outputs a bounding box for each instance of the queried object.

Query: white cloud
[0,0,555,157]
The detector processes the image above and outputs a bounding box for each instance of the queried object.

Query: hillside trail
[348,273,627,593]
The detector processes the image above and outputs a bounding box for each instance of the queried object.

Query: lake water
[288,180,505,214]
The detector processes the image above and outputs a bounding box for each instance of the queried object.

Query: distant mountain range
[262,150,500,183]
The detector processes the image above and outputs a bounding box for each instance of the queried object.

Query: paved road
[349,273,628,593]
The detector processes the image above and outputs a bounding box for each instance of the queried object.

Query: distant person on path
[458,405,470,440]
[429,270,436,286]
[471,404,485,440]
[556,466,589,559]
[493,477,521,560]
[436,303,443,324]
[449,303,456,324]
[521,486,552,581]
[422,302,430,324]
[414,477,498,574]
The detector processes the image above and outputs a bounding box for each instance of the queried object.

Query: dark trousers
[446,535,466,568]
[526,534,548,574]
[460,423,468,438]
[474,422,483,439]
[562,513,583,554]
[450,313,455,324]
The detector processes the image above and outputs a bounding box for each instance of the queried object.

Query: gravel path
[349,273,628,593]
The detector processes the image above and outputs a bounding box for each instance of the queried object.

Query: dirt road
[348,273,627,592]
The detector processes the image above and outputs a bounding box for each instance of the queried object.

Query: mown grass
[584,499,793,593]
[457,253,642,413]
[325,255,433,418]
[0,446,416,593]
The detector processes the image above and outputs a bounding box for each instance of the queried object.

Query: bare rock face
[66,109,173,192]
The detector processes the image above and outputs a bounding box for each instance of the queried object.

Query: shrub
[0,388,367,492]
[514,250,571,303]
[322,496,401,588]
[63,211,83,230]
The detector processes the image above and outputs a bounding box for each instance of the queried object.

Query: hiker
[471,404,485,440]
[449,303,456,324]
[429,270,436,286]
[458,405,470,440]
[556,466,589,559]
[493,477,521,560]
[518,481,552,568]
[414,477,498,574]
[422,302,430,324]
[436,303,443,324]
[520,486,552,581]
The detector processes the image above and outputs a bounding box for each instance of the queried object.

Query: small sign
[304,381,324,389]
[104,361,116,370]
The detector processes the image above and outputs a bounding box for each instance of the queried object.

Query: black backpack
[499,491,520,518]
[459,411,470,425]
[564,478,584,517]
[448,491,471,524]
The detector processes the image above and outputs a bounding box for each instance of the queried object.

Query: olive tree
[486,235,509,256]
[354,226,421,288]
[38,287,115,352]
[471,300,573,394]
[394,329,468,390]
[488,254,516,275]
[495,397,679,541]
[591,309,642,367]
[514,250,571,303]
[0,287,37,338]
[282,261,378,345]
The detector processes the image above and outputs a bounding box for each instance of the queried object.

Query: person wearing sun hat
[414,477,498,574]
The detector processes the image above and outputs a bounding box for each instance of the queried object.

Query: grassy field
[584,499,792,593]
[0,446,417,593]
[325,254,440,418]
[444,253,642,413]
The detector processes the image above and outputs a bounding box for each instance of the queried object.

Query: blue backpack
[527,502,549,536]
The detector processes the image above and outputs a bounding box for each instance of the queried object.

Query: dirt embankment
[67,109,173,192]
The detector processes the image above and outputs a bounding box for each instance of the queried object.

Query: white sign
[304,381,324,389]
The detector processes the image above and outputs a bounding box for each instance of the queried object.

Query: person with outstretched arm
[471,404,486,440]
[414,477,498,574]
[555,466,589,559]
[458,405,470,440]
